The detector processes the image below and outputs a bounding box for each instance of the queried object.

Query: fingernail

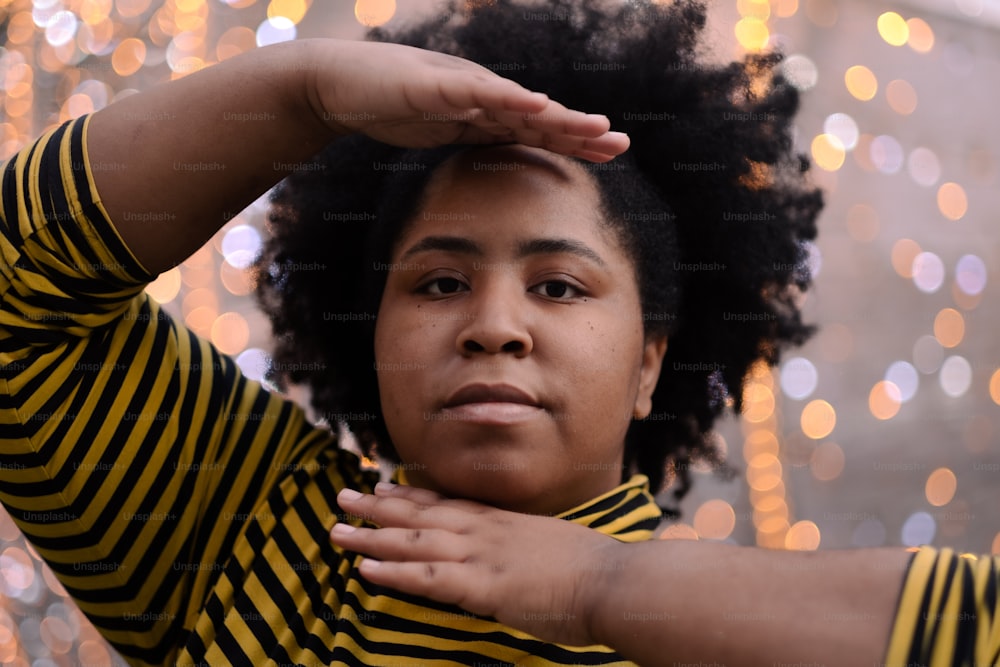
[331,523,356,535]
[339,488,362,501]
[374,482,396,494]
[360,558,381,572]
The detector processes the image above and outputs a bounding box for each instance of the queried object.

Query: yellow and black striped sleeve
[884,547,1000,667]
[0,115,354,666]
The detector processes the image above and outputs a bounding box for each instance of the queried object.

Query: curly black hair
[253,0,822,514]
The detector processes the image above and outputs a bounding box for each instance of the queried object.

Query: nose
[455,278,533,357]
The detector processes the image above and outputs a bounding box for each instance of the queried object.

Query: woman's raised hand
[309,40,629,162]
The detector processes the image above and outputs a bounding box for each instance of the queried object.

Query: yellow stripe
[884,546,937,667]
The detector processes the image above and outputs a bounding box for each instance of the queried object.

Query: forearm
[87,39,338,274]
[592,540,913,667]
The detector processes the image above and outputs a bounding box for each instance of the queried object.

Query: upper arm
[0,115,347,664]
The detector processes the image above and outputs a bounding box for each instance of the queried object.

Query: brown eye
[423,277,467,295]
[530,280,578,299]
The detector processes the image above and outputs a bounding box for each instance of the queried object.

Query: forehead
[395,145,616,250]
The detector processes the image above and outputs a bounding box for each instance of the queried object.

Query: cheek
[554,312,645,418]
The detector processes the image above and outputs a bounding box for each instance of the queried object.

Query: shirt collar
[554,474,663,542]
[391,468,661,543]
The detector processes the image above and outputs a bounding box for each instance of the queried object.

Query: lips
[443,383,542,409]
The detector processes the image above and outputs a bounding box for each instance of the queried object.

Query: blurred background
[1,0,999,662]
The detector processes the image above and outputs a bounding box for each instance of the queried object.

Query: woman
[2,1,962,666]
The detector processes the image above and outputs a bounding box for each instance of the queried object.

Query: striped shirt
[0,116,663,666]
[884,547,1000,667]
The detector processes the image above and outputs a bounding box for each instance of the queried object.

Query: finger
[490,105,611,140]
[430,74,613,139]
[355,559,492,615]
[373,481,444,502]
[336,487,475,530]
[416,72,549,116]
[330,523,469,563]
[373,482,497,514]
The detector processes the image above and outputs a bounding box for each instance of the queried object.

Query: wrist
[295,38,356,141]
[582,538,634,648]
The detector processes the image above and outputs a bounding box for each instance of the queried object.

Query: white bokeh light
[221,225,262,270]
[955,254,987,295]
[912,251,945,293]
[885,361,919,402]
[901,511,936,547]
[939,355,972,397]
[257,17,297,47]
[823,113,859,150]
[781,357,819,400]
[907,147,941,187]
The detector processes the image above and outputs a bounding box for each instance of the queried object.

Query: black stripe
[953,558,976,666]
[0,144,23,244]
[560,489,630,523]
[924,553,959,665]
[587,492,648,531]
[204,594,254,666]
[906,550,937,667]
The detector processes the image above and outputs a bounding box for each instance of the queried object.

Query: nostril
[463,340,485,352]
[501,341,524,353]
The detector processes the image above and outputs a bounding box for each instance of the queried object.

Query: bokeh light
[925,468,957,507]
[221,224,262,269]
[933,308,965,348]
[954,255,987,295]
[876,11,908,46]
[990,369,1000,406]
[844,65,877,101]
[870,134,904,174]
[780,357,818,400]
[885,361,919,402]
[210,312,250,355]
[869,381,901,420]
[780,54,818,90]
[823,112,858,150]
[354,0,396,27]
[811,133,845,171]
[743,383,775,423]
[659,524,699,540]
[801,400,836,439]
[912,251,944,293]
[145,267,182,304]
[809,441,845,481]
[734,17,770,50]
[937,182,968,220]
[885,79,917,115]
[913,334,944,374]
[785,520,821,550]
[901,511,936,546]
[940,356,972,398]
[268,0,309,24]
[906,17,934,53]
[217,26,256,61]
[890,238,920,279]
[256,16,296,46]
[907,147,940,187]
[112,38,146,76]
[693,499,736,540]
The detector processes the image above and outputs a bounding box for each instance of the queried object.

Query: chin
[431,464,553,513]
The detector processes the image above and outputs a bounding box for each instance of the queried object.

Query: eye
[530,280,579,299]
[420,276,468,296]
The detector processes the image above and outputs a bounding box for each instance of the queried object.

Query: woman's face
[374,146,666,515]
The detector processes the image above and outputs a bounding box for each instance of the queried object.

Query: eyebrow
[399,235,607,268]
